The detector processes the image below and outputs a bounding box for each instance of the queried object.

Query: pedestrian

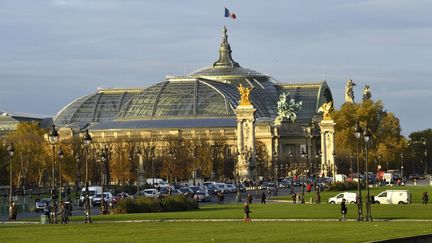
[340,199,347,221]
[243,202,251,222]
[316,192,321,204]
[261,192,266,204]
[220,192,225,204]
[306,183,312,193]
[44,201,51,223]
[60,201,69,224]
[292,193,296,204]
[217,191,221,204]
[10,201,17,220]
[247,193,253,204]
[422,192,429,205]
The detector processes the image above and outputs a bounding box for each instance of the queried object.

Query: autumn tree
[332,99,406,174]
[408,129,432,175]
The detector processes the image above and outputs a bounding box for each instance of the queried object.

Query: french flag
[224,7,236,19]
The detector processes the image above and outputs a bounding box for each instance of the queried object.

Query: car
[179,187,195,197]
[35,198,50,212]
[189,186,206,194]
[374,190,411,204]
[137,189,160,198]
[279,179,292,188]
[79,186,102,207]
[261,182,276,191]
[216,183,229,193]
[328,192,357,204]
[225,184,237,193]
[204,184,218,195]
[91,192,114,206]
[195,191,211,202]
[408,174,420,180]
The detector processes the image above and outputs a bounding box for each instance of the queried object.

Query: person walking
[243,202,251,222]
[315,192,321,204]
[261,192,266,204]
[247,193,253,204]
[44,201,51,223]
[60,201,69,224]
[292,193,296,204]
[422,192,429,205]
[340,199,347,221]
[10,201,17,220]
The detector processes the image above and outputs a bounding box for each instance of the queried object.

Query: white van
[146,178,169,187]
[79,186,102,206]
[328,192,357,204]
[374,190,411,204]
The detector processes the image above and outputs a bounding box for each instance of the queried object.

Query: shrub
[327,181,359,191]
[113,195,198,214]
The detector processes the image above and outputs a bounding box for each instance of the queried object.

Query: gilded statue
[363,84,371,101]
[318,101,334,120]
[238,84,253,106]
[345,79,356,103]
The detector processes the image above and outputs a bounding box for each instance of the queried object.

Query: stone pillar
[235,105,257,181]
[319,119,336,178]
[138,154,145,186]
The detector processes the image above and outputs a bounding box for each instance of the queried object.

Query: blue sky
[0,0,431,135]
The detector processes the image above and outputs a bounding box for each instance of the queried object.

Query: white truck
[374,190,411,204]
[79,186,102,206]
[328,192,357,204]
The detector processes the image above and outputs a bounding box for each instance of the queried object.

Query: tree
[332,99,406,174]
[408,129,432,175]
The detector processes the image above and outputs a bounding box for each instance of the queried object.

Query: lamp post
[136,149,141,194]
[349,153,354,178]
[152,154,156,187]
[7,143,14,220]
[363,126,372,221]
[82,129,92,223]
[48,124,59,224]
[300,148,307,203]
[75,153,81,200]
[57,147,64,203]
[354,121,363,221]
[100,148,107,214]
[273,151,279,196]
[400,153,404,184]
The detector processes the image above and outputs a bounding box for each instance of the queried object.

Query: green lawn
[1,221,432,242]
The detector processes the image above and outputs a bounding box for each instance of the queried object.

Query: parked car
[136,189,160,198]
[35,198,50,212]
[239,183,247,192]
[204,184,218,195]
[279,179,292,188]
[216,183,229,193]
[328,192,357,204]
[91,192,114,206]
[196,191,211,202]
[261,182,276,191]
[374,190,411,204]
[179,187,195,197]
[225,184,237,193]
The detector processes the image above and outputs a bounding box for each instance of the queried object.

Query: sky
[0,0,431,135]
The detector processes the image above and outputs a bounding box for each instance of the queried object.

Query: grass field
[3,185,431,242]
[1,221,432,242]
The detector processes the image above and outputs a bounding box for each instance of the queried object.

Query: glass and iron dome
[117,26,280,121]
[53,88,142,128]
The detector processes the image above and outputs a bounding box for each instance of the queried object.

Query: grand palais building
[53,27,334,181]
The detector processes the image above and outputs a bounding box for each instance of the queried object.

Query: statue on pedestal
[345,79,356,103]
[275,92,303,126]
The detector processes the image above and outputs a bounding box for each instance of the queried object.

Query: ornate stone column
[235,84,257,182]
[319,120,336,178]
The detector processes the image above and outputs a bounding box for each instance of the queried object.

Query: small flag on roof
[224,7,236,19]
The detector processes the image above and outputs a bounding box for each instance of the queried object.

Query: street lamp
[400,153,404,184]
[7,143,14,220]
[48,124,59,224]
[82,129,92,223]
[100,148,108,214]
[354,121,363,221]
[363,126,372,222]
[273,151,279,196]
[136,149,141,194]
[57,147,64,203]
[349,153,354,178]
[300,148,307,203]
[75,153,81,200]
